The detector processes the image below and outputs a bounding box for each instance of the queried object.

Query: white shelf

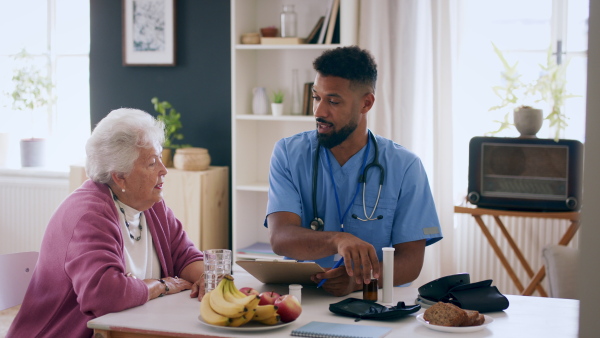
[237,183,269,192]
[231,0,358,263]
[236,253,286,261]
[236,44,342,50]
[235,241,285,261]
[236,114,314,122]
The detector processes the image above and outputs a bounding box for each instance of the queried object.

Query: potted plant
[9,49,54,167]
[488,43,577,141]
[151,97,189,167]
[271,90,284,116]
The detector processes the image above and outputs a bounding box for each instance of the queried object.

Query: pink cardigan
[7,180,204,338]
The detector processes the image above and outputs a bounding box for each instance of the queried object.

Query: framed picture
[122,0,176,66]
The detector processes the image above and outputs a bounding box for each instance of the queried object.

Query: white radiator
[0,170,69,254]
[453,212,579,296]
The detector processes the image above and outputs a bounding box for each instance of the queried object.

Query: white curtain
[358,0,458,286]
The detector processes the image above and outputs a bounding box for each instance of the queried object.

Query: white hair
[85,108,165,184]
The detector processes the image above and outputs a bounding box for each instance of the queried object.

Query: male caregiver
[265,46,442,296]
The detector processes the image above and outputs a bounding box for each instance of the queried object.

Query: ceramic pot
[241,32,260,44]
[252,87,269,115]
[20,138,45,167]
[260,27,278,37]
[161,148,174,168]
[514,106,543,138]
[173,147,211,171]
[271,103,284,116]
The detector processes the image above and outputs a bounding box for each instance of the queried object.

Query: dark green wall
[89,0,231,167]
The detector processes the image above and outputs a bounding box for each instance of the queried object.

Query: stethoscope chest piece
[310,217,324,231]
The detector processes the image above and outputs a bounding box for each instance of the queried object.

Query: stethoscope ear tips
[377,215,383,220]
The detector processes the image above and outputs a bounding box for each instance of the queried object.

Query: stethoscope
[310,131,385,231]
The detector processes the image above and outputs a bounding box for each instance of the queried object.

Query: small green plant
[151,97,189,149]
[488,43,577,141]
[272,90,284,104]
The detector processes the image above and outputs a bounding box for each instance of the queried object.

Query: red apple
[239,287,259,296]
[258,291,281,305]
[274,294,302,323]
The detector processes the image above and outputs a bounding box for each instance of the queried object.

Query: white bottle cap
[289,284,303,304]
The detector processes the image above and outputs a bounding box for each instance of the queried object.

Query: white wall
[578,1,600,337]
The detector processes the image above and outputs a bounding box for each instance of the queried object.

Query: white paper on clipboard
[236,260,326,285]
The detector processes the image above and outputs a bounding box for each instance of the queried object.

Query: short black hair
[312,46,377,93]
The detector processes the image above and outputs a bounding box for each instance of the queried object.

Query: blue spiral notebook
[291,321,392,338]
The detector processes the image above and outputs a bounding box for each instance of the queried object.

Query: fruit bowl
[199,275,302,330]
[197,315,297,331]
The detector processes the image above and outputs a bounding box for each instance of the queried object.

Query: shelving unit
[231,0,358,262]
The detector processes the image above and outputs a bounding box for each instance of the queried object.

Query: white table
[88,271,579,337]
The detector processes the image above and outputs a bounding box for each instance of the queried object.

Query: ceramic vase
[161,148,174,168]
[252,87,269,115]
[514,106,543,138]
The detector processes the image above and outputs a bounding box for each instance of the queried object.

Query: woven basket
[173,147,211,171]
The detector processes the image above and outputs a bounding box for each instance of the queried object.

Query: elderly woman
[8,108,205,338]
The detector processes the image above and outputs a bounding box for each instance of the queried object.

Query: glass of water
[203,249,232,293]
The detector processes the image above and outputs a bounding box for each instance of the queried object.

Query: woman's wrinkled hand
[164,276,193,295]
[190,274,205,301]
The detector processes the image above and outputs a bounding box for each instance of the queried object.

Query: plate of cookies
[416,301,493,333]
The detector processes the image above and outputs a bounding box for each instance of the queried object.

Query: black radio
[467,136,584,211]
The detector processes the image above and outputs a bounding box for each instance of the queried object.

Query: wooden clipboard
[236,260,325,285]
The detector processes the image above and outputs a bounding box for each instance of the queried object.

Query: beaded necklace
[111,191,143,241]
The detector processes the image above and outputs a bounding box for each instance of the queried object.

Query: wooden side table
[162,167,229,251]
[454,206,580,296]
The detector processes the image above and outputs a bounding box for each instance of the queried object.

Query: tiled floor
[0,306,19,338]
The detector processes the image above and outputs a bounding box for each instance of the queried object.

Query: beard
[316,117,358,149]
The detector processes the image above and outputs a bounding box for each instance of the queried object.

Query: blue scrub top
[265,130,442,268]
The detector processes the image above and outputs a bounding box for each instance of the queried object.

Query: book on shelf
[302,82,314,116]
[261,37,305,45]
[331,5,341,44]
[291,321,392,338]
[324,0,340,44]
[306,16,325,44]
[317,0,334,44]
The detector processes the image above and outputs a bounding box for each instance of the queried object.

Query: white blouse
[113,198,161,280]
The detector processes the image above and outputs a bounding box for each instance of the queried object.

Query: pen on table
[317,257,344,288]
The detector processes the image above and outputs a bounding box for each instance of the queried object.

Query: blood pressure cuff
[329,298,420,321]
[419,275,509,313]
[440,279,509,313]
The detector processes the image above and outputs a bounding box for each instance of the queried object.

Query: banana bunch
[200,275,280,327]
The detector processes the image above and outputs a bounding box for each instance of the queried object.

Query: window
[0,0,90,171]
[453,0,589,203]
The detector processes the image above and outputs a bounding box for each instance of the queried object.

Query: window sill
[0,167,69,179]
